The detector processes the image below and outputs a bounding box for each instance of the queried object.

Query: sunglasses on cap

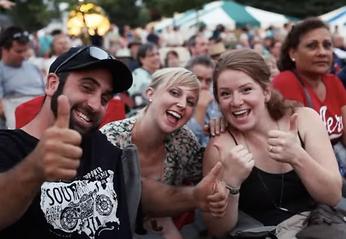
[54,46,114,74]
[12,31,29,41]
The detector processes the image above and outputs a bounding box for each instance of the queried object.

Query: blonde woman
[101,67,228,239]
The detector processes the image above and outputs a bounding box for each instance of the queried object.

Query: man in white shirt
[0,26,45,129]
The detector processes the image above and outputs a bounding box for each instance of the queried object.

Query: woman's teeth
[167,110,182,120]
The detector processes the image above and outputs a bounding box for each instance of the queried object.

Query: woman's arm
[268,107,342,206]
[202,134,254,237]
[141,161,226,217]
[202,138,238,237]
[298,108,342,205]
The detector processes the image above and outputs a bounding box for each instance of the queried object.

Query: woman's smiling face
[216,69,270,131]
[147,83,199,133]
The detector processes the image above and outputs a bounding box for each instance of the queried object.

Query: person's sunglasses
[12,31,29,40]
[54,46,114,74]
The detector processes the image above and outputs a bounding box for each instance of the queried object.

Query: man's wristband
[225,184,240,195]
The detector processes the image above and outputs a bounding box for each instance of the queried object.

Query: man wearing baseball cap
[0,45,229,238]
[0,45,134,238]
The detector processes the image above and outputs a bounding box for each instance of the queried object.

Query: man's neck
[1,58,22,68]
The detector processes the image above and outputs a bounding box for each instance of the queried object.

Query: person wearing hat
[0,45,134,238]
[0,26,45,129]
[127,39,142,71]
[0,45,229,239]
[209,41,226,61]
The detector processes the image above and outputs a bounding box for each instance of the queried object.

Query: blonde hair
[149,67,200,92]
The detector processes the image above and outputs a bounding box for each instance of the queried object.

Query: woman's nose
[231,93,243,106]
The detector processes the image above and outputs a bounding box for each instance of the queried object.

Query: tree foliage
[6,0,62,32]
[97,0,142,27]
[2,0,345,32]
[143,0,209,19]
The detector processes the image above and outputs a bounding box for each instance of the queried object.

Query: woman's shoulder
[101,117,135,131]
[324,73,346,90]
[99,117,135,147]
[173,126,200,142]
[272,71,300,91]
[294,106,319,119]
[292,107,324,133]
[205,130,237,153]
[168,126,202,154]
[272,70,296,81]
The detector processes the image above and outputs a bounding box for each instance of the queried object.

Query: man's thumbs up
[193,162,223,211]
[31,94,83,182]
[54,95,71,129]
[206,162,223,191]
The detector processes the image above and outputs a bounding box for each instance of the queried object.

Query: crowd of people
[0,15,345,239]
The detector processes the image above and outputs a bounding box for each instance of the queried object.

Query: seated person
[101,67,229,239]
[203,48,342,238]
[0,45,134,238]
[272,18,346,177]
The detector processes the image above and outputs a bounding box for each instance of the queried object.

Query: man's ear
[45,73,59,96]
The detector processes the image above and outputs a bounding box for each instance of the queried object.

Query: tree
[7,0,62,32]
[98,0,142,27]
[144,0,210,19]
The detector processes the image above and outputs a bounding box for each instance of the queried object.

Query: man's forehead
[68,69,114,90]
[11,41,28,49]
[192,64,213,73]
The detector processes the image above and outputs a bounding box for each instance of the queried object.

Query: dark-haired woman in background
[272,18,346,176]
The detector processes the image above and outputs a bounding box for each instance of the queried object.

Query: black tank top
[229,131,315,226]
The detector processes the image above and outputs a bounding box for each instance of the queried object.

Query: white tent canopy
[245,6,291,29]
[155,1,291,32]
[320,6,346,35]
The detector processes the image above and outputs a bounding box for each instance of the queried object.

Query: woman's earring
[148,98,152,103]
[291,58,296,62]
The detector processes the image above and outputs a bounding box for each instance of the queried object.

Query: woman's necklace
[244,121,289,213]
[256,170,288,212]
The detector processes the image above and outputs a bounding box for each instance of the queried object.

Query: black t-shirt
[0,129,132,239]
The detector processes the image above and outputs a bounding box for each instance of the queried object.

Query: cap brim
[67,59,133,94]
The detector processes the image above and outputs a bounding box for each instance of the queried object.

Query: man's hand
[193,162,226,212]
[31,95,82,182]
[207,180,229,218]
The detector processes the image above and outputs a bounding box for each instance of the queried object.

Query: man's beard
[51,87,101,135]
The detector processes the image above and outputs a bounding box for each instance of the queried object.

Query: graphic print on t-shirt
[40,167,119,239]
[319,105,343,140]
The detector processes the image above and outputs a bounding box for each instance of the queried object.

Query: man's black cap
[49,46,133,93]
